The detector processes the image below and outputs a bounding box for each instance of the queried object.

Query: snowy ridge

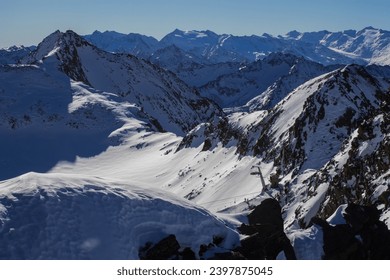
[0,172,238,259]
[283,27,390,65]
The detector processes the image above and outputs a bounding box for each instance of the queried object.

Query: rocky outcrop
[138,234,181,260]
[238,198,297,260]
[312,203,390,259]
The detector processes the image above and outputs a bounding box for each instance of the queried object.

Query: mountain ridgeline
[0,28,389,259]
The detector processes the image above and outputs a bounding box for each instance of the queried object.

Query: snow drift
[0,172,239,259]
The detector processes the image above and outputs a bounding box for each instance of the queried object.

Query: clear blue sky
[1,0,390,48]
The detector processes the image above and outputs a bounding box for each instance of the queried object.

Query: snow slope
[0,61,154,180]
[0,172,238,259]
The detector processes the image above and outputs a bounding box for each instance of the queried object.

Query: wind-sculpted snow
[0,62,153,180]
[0,173,239,259]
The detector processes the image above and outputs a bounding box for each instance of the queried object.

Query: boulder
[139,234,180,260]
[312,203,390,259]
[238,198,296,260]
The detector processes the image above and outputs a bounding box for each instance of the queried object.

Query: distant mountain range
[82,27,390,108]
[83,27,390,65]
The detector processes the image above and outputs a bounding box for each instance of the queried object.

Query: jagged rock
[238,198,296,260]
[180,247,196,260]
[312,217,365,259]
[247,198,284,230]
[312,203,390,259]
[139,234,180,260]
[211,251,246,260]
[344,204,390,259]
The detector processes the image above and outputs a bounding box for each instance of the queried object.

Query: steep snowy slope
[24,30,222,136]
[174,64,390,229]
[290,100,390,228]
[248,65,386,172]
[244,65,389,228]
[0,172,238,259]
[0,62,155,180]
[245,59,339,111]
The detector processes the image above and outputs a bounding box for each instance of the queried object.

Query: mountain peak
[167,29,218,39]
[24,30,91,64]
[285,30,301,39]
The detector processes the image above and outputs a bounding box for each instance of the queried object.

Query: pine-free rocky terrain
[0,27,389,259]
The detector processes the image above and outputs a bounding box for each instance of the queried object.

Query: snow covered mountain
[198,53,337,108]
[83,27,390,66]
[0,45,35,64]
[0,30,222,180]
[80,27,390,109]
[1,29,390,260]
[283,27,390,65]
[83,30,159,58]
[23,30,222,136]
[255,64,390,228]
[178,63,390,231]
[244,58,339,111]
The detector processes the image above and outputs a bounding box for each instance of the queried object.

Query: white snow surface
[0,172,239,259]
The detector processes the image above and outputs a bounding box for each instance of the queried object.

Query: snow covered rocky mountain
[85,27,390,66]
[0,45,35,64]
[83,27,390,109]
[0,28,389,260]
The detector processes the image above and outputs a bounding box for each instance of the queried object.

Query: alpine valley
[0,27,389,260]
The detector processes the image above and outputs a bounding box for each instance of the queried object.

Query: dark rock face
[139,234,180,260]
[238,198,296,260]
[181,247,197,260]
[312,203,390,259]
[344,204,390,259]
[312,217,366,259]
[247,199,284,230]
[138,234,230,260]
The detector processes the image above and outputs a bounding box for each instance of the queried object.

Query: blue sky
[1,0,390,48]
